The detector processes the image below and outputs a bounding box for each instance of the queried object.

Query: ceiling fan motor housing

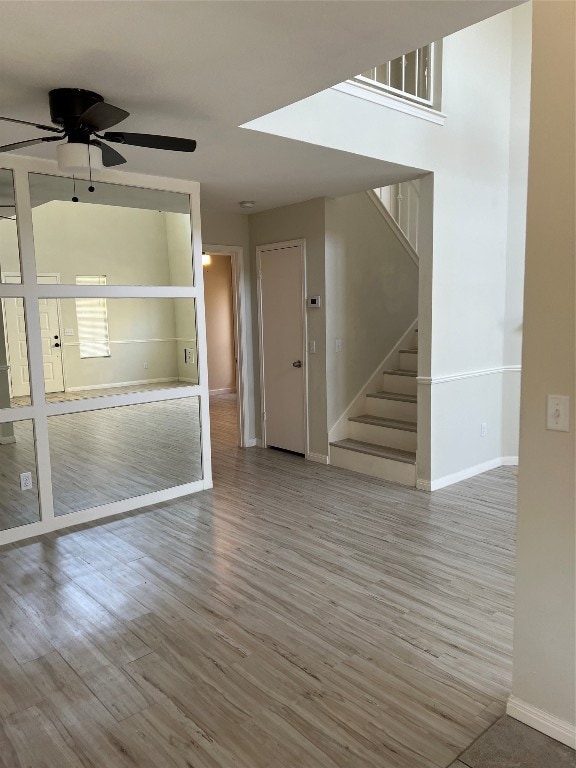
[49,88,103,135]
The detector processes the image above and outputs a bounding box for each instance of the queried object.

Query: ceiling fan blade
[0,135,62,153]
[94,140,127,167]
[80,101,130,131]
[103,132,197,153]
[0,115,63,134]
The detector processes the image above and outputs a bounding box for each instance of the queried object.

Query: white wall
[510,0,575,741]
[244,6,531,484]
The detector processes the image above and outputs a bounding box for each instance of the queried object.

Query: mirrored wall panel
[49,396,202,516]
[29,173,194,286]
[41,297,198,401]
[0,169,21,283]
[0,297,32,408]
[0,419,40,530]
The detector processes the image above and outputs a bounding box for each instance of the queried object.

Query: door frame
[1,271,65,396]
[256,239,308,454]
[203,244,250,448]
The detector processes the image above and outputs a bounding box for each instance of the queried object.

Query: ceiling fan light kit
[57,142,103,173]
[0,88,197,174]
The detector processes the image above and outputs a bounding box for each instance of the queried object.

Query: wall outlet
[143,361,149,369]
[20,472,33,491]
[480,422,487,438]
[335,339,342,352]
[547,395,570,432]
[184,348,195,365]
[309,340,316,354]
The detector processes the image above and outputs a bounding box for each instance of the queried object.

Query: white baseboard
[507,695,576,749]
[306,452,329,465]
[417,456,519,491]
[209,387,237,395]
[66,377,178,393]
[245,438,263,448]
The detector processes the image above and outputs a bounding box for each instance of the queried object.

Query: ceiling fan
[0,88,197,172]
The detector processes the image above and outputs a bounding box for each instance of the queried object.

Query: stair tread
[349,414,417,432]
[383,369,417,377]
[367,390,417,403]
[330,439,416,464]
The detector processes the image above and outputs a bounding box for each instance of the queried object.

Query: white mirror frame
[0,154,211,547]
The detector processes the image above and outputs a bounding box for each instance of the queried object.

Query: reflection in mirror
[41,297,198,402]
[49,396,202,516]
[0,297,31,408]
[29,173,194,286]
[0,169,20,283]
[0,419,40,530]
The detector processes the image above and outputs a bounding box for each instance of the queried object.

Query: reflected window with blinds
[75,276,111,359]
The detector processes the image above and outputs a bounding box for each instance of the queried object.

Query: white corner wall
[244,6,531,487]
[508,0,575,745]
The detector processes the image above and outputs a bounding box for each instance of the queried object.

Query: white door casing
[3,274,64,396]
[257,240,307,454]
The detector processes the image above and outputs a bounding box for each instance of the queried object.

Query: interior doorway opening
[202,244,249,449]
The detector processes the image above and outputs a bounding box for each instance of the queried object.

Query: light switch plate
[547,395,570,432]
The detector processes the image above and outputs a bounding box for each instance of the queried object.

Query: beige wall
[325,192,419,428]
[203,254,236,392]
[512,0,575,732]
[0,202,197,391]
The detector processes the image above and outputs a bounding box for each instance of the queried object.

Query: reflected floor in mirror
[0,395,202,530]
[0,393,519,768]
[10,380,193,408]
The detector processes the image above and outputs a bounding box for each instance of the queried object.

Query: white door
[258,242,306,454]
[2,275,64,396]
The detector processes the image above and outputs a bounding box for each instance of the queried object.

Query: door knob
[54,343,61,348]
[292,360,302,368]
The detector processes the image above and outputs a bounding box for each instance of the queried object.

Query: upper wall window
[28,173,195,287]
[355,42,442,111]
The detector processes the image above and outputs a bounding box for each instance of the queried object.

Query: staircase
[329,327,418,486]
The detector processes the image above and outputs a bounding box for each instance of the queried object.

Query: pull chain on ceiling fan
[0,88,197,172]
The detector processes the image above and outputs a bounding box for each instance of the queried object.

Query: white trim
[331,80,446,125]
[366,190,419,266]
[306,452,329,465]
[256,239,308,455]
[204,243,249,449]
[418,365,522,385]
[0,479,210,549]
[65,377,179,393]
[0,159,211,547]
[417,455,519,491]
[507,695,576,749]
[62,337,196,347]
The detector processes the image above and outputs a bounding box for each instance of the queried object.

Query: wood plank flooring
[0,394,517,767]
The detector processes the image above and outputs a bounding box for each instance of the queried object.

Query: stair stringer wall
[328,318,418,445]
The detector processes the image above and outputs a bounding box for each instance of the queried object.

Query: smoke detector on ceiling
[238,200,256,209]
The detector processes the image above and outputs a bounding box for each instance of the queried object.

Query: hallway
[0,393,516,767]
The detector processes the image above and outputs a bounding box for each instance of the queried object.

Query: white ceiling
[0,1,521,213]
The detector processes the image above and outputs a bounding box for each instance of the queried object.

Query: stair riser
[349,421,417,451]
[399,351,418,372]
[382,374,417,395]
[366,398,417,421]
[330,446,416,486]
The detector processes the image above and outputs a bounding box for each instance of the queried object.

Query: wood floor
[0,394,517,767]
